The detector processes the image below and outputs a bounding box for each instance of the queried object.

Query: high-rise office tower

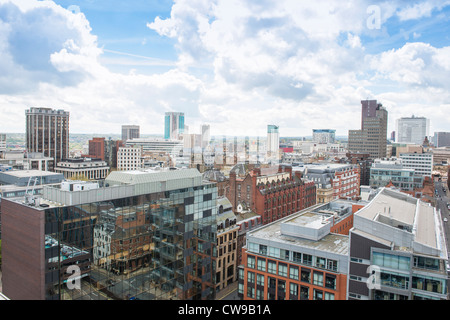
[26,107,69,170]
[396,116,429,145]
[348,100,388,159]
[164,112,184,140]
[267,125,280,159]
[121,125,140,142]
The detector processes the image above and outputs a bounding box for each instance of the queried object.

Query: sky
[0,0,449,138]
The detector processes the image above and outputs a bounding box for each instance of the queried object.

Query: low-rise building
[55,158,110,180]
[239,200,355,300]
[348,187,448,300]
[293,163,360,203]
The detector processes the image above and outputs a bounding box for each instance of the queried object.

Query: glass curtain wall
[44,184,217,300]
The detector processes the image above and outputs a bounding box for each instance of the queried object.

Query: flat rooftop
[355,187,441,250]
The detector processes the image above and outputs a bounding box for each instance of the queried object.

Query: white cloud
[1,0,450,138]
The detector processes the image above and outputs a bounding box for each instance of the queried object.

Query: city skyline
[0,1,449,138]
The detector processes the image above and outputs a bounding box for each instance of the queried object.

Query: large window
[268,260,277,274]
[247,255,255,269]
[289,266,299,280]
[301,268,311,283]
[313,272,324,286]
[278,263,288,277]
[257,258,266,272]
[413,256,440,271]
[373,252,410,271]
[412,276,446,294]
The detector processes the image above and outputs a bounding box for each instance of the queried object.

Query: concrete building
[121,125,140,142]
[396,116,429,145]
[312,129,336,144]
[433,132,450,148]
[399,152,433,178]
[117,146,142,171]
[25,107,69,170]
[1,168,218,300]
[348,100,388,159]
[55,158,110,180]
[369,158,424,191]
[348,187,448,300]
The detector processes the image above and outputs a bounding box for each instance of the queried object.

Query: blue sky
[0,0,449,138]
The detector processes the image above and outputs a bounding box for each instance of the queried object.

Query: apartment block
[369,158,423,191]
[238,199,359,300]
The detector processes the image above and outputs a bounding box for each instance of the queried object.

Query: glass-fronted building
[1,169,217,300]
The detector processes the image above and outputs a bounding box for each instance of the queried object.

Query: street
[435,180,450,268]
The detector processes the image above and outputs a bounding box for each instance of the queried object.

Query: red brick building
[227,164,316,225]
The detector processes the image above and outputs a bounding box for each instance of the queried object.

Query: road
[435,180,450,263]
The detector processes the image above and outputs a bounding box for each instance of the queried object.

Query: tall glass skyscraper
[267,124,280,160]
[164,112,185,140]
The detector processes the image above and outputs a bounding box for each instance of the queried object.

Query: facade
[396,116,429,145]
[121,125,140,142]
[215,197,239,295]
[267,125,280,160]
[1,168,218,300]
[348,100,388,159]
[345,152,373,186]
[312,129,336,144]
[227,164,316,225]
[348,187,448,300]
[369,158,424,191]
[55,158,110,180]
[0,133,6,151]
[117,146,142,171]
[433,132,450,148]
[125,138,183,158]
[399,152,433,178]
[239,200,355,300]
[25,107,69,170]
[87,137,124,169]
[0,169,64,187]
[164,112,185,140]
[293,163,360,203]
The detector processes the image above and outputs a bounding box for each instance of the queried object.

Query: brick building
[238,199,362,300]
[227,164,316,225]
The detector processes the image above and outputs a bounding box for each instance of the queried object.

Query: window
[327,259,338,271]
[300,286,309,300]
[313,272,324,286]
[292,251,302,263]
[256,274,265,286]
[325,274,336,290]
[247,255,255,269]
[268,260,277,274]
[247,271,255,285]
[316,256,326,269]
[289,266,299,280]
[324,292,335,300]
[303,254,312,265]
[259,245,267,255]
[289,283,298,300]
[278,263,288,277]
[301,268,311,283]
[257,258,266,272]
[313,289,323,300]
[280,249,290,260]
